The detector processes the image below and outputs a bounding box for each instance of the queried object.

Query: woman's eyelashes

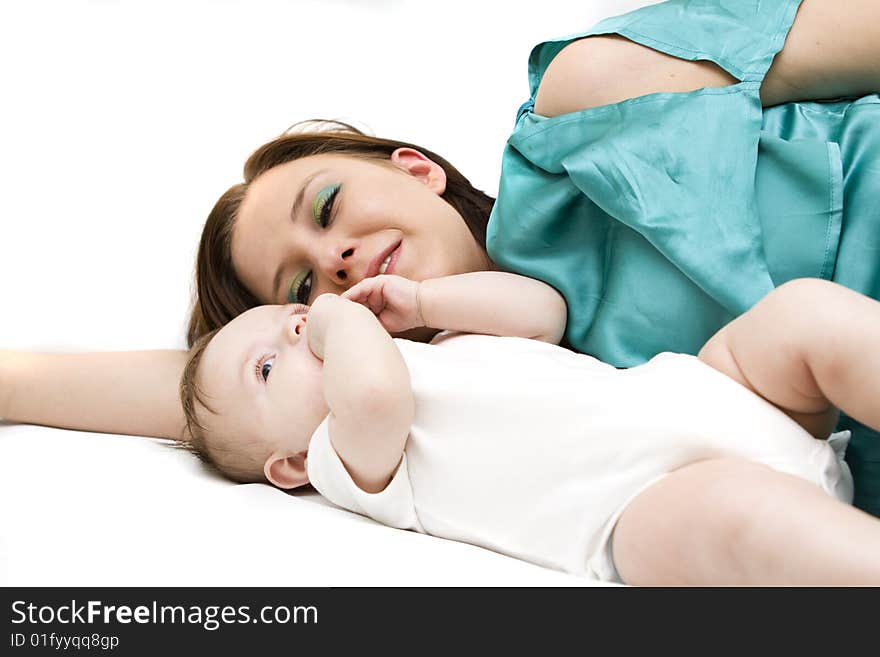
[313,182,341,228]
[286,183,341,304]
[288,271,312,305]
[256,355,275,383]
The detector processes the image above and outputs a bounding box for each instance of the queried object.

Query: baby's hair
[178,328,219,459]
[176,328,268,484]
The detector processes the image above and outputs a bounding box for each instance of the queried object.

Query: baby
[178,272,880,585]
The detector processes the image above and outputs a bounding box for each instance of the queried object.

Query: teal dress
[487,0,880,514]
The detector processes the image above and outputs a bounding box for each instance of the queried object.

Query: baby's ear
[264,451,309,489]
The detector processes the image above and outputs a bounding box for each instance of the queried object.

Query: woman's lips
[379,243,402,276]
[367,241,402,278]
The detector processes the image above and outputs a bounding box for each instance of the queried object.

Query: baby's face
[198,304,329,465]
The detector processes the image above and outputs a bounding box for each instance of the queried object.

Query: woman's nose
[317,245,356,286]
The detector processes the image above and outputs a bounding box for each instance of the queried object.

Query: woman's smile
[369,241,402,279]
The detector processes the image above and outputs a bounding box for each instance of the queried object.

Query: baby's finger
[341,280,367,300]
[343,282,378,307]
[365,288,386,316]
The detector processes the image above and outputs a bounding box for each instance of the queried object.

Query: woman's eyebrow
[290,170,325,222]
[271,169,327,302]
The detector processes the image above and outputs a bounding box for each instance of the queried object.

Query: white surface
[0,0,653,586]
[0,422,597,586]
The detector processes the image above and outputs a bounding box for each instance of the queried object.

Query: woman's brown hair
[186,120,495,347]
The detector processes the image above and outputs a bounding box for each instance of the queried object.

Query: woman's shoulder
[530,0,804,118]
[532,34,738,118]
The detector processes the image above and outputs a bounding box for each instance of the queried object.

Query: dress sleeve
[487,0,831,366]
[526,0,803,94]
[511,1,809,316]
[306,415,425,533]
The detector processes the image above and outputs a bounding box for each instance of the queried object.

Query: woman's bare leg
[612,458,880,585]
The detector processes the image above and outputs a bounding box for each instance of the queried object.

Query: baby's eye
[258,356,275,382]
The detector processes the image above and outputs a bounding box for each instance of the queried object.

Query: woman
[191,0,880,518]
[3,0,880,519]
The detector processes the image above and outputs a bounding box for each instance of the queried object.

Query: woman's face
[231,150,490,306]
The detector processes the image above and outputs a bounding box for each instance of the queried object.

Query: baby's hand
[306,293,348,358]
[342,275,424,334]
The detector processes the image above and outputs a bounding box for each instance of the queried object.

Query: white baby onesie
[306,332,852,582]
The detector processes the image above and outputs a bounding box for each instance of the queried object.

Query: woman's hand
[342,275,424,334]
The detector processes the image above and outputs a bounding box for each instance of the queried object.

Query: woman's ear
[390,147,447,195]
[264,451,309,489]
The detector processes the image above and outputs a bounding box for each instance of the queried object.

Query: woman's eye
[313,183,341,228]
[259,356,275,382]
[288,270,313,304]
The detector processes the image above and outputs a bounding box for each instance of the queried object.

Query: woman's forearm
[762,0,880,106]
[1,349,188,440]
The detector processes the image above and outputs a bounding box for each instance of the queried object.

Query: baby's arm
[343,272,567,344]
[1,349,187,439]
[698,278,880,438]
[307,294,414,494]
